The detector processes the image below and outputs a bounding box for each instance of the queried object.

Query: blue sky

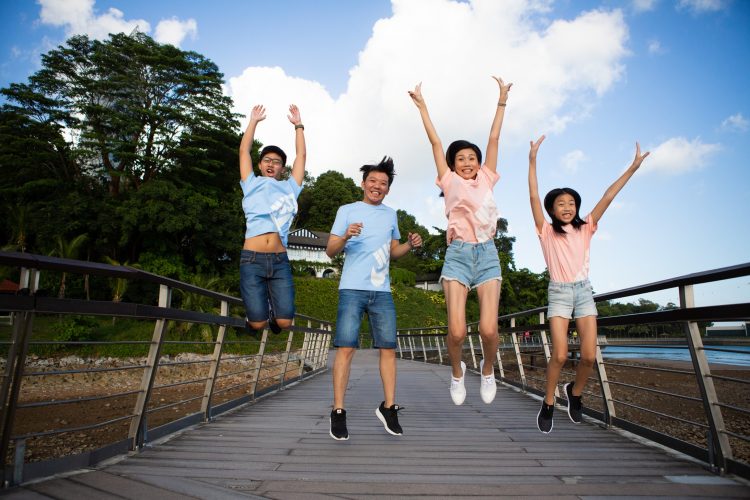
[1,0,748,310]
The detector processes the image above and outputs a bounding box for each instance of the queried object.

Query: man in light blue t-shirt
[325,157,422,441]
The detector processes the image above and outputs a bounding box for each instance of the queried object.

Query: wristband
[295,124,305,130]
[498,102,506,107]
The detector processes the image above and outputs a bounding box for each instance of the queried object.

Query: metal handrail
[0,251,334,487]
[396,261,750,478]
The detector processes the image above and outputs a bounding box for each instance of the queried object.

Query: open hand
[287,104,301,126]
[631,142,650,170]
[493,76,512,104]
[250,105,266,123]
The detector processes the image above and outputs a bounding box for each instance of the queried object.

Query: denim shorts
[547,279,598,320]
[334,290,397,349]
[440,240,502,290]
[239,250,295,322]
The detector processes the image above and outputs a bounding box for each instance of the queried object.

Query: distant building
[415,272,441,292]
[705,323,749,337]
[287,229,338,278]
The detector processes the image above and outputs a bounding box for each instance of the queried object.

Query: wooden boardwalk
[4,350,749,499]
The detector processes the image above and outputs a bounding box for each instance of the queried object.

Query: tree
[2,31,238,196]
[50,234,88,298]
[294,170,362,231]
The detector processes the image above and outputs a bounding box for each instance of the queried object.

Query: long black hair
[543,188,587,234]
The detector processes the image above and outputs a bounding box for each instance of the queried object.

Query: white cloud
[225,0,630,232]
[561,149,587,174]
[37,0,197,47]
[677,0,726,14]
[38,0,150,39]
[647,39,665,54]
[155,17,197,47]
[632,0,658,12]
[721,113,749,133]
[643,137,721,174]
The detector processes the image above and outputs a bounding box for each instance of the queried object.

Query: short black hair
[259,145,287,168]
[360,156,395,186]
[446,140,482,170]
[543,188,587,234]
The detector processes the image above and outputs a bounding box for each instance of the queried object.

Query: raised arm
[408,83,449,179]
[528,135,547,233]
[484,76,512,173]
[239,105,266,181]
[589,142,650,224]
[287,104,306,186]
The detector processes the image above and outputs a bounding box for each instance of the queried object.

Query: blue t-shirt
[330,201,401,292]
[240,174,303,247]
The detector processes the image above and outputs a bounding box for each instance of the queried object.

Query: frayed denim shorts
[334,290,397,349]
[239,250,295,322]
[547,279,598,320]
[440,240,501,290]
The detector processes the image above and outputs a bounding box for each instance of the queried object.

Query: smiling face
[259,153,284,179]
[361,171,390,205]
[453,147,481,180]
[552,193,577,224]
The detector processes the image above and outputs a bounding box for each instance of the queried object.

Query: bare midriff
[243,232,286,253]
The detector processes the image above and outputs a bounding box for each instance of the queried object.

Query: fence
[0,251,333,487]
[396,262,750,478]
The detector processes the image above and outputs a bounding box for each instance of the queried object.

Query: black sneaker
[537,401,554,433]
[564,382,583,423]
[268,317,282,335]
[329,408,349,441]
[375,401,403,436]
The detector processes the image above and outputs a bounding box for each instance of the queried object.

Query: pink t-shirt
[437,165,499,244]
[537,214,598,283]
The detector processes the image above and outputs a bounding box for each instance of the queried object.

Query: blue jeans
[334,290,397,349]
[239,250,295,322]
[547,279,598,319]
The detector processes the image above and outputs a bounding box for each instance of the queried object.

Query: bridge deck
[5,350,749,499]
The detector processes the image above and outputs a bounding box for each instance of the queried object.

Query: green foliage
[294,170,363,231]
[390,267,416,286]
[51,316,98,343]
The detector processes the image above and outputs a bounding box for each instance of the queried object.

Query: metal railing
[0,251,333,487]
[396,262,750,478]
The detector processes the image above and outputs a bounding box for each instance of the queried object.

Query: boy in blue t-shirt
[238,104,306,335]
[326,157,422,441]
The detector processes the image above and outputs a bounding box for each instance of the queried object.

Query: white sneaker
[479,359,496,404]
[450,361,467,405]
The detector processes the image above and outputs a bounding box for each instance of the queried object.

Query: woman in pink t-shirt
[528,135,649,434]
[409,77,511,406]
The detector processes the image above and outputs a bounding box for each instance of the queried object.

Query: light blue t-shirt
[240,174,303,247]
[330,201,401,292]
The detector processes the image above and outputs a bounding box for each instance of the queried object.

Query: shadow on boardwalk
[4,350,749,499]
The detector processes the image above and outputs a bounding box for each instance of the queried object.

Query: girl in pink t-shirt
[409,77,512,406]
[528,135,649,434]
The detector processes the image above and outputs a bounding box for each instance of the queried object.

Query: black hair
[360,156,395,186]
[446,140,482,170]
[543,187,587,234]
[259,145,287,168]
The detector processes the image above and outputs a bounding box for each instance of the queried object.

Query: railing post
[200,300,228,421]
[420,330,427,362]
[680,284,733,471]
[128,284,171,450]
[436,331,443,364]
[0,269,38,487]
[409,335,415,360]
[397,334,403,358]
[594,340,616,426]
[250,328,270,398]
[280,319,295,388]
[495,322,504,378]
[468,325,478,369]
[538,311,559,399]
[298,321,311,378]
[323,324,333,367]
[510,318,527,390]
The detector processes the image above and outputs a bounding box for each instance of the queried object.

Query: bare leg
[443,280,469,377]
[379,348,397,407]
[544,316,570,405]
[572,315,597,396]
[332,347,356,409]
[476,279,500,375]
